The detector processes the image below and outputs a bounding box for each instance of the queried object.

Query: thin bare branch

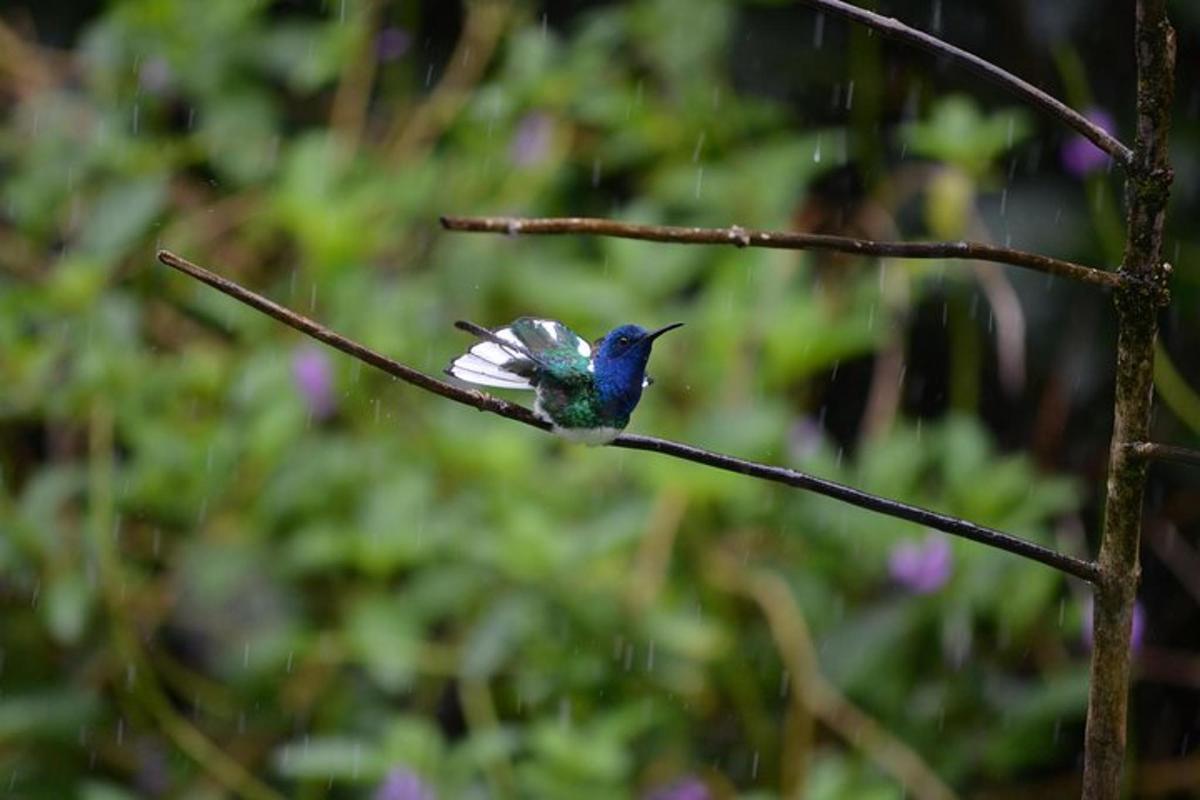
[795,0,1133,165]
[157,249,1100,583]
[1129,441,1200,469]
[438,216,1123,289]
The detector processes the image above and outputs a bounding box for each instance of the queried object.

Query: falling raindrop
[813,13,825,47]
[845,80,855,110]
[592,157,602,187]
[645,640,656,671]
[813,135,822,163]
[930,0,943,32]
[694,166,704,198]
[558,697,571,726]
[692,132,706,163]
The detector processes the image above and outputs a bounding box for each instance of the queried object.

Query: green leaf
[345,594,422,692]
[41,572,94,645]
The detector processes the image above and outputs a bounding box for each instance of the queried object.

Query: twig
[0,18,58,100]
[384,1,510,161]
[705,550,959,800]
[89,406,284,800]
[1082,1,1176,797]
[329,0,382,146]
[157,249,1101,583]
[794,0,1133,165]
[1128,442,1200,469]
[438,216,1122,289]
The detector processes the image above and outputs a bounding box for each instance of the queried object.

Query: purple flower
[377,28,413,62]
[292,346,336,420]
[1062,108,1115,177]
[1083,598,1145,653]
[375,767,436,800]
[138,57,173,95]
[510,112,555,167]
[789,417,825,461]
[134,737,170,796]
[644,777,711,800]
[888,534,952,594]
[377,28,412,62]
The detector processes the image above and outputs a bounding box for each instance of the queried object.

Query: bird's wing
[446,321,541,390]
[508,317,592,380]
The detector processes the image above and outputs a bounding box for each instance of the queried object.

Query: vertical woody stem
[1082,1,1175,797]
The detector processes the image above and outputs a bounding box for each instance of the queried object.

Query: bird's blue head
[592,322,683,419]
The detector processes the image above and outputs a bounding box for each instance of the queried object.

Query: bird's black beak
[645,322,685,342]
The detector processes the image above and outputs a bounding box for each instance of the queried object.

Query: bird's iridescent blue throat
[445,317,684,444]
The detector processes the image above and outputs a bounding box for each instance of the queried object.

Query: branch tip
[796,0,1133,164]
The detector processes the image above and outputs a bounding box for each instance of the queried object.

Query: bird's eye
[617,336,630,346]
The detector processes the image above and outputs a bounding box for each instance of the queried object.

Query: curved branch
[438,216,1122,289]
[705,551,960,800]
[157,250,1100,583]
[796,0,1133,165]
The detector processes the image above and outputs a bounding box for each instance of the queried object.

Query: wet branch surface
[1082,0,1176,797]
[438,216,1122,289]
[795,0,1134,165]
[158,249,1100,583]
[1130,442,1200,469]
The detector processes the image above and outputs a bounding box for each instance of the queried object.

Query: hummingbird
[446,317,684,444]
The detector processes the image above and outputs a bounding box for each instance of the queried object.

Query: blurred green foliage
[5,0,1188,797]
